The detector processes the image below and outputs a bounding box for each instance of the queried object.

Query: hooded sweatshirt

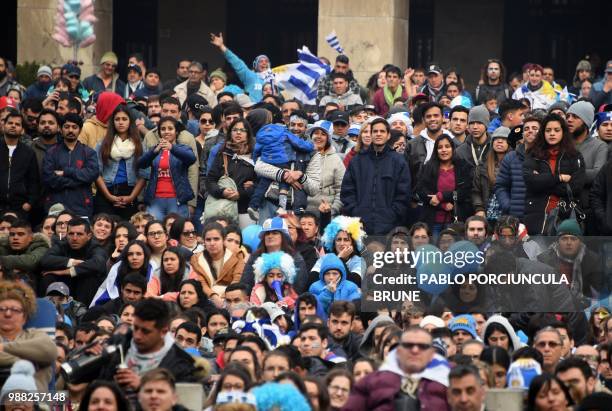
[308,254,361,314]
[482,314,523,353]
[78,92,126,148]
[358,314,395,357]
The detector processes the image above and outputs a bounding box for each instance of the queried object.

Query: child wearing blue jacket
[248,123,314,217]
[308,253,361,315]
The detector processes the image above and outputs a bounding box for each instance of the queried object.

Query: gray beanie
[468,105,490,127]
[491,126,511,140]
[567,101,595,128]
[0,360,38,398]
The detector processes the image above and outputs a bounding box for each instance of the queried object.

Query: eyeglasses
[182,230,197,237]
[68,74,80,79]
[0,306,24,315]
[147,231,165,238]
[56,221,69,227]
[232,128,248,133]
[535,341,561,349]
[200,118,214,125]
[399,342,432,351]
[328,385,350,394]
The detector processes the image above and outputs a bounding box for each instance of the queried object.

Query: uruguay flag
[273,46,331,105]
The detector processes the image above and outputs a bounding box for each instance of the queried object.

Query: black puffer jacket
[522,150,585,235]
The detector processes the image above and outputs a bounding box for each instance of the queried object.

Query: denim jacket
[95,142,147,186]
[138,144,196,205]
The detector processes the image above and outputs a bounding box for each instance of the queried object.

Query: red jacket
[372,87,409,117]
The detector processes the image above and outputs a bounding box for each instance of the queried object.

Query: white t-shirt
[7,144,17,158]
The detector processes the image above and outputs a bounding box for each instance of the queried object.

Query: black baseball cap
[186,94,208,116]
[328,110,349,125]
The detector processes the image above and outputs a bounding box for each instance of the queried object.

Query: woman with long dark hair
[146,246,193,301]
[206,118,257,228]
[107,221,138,268]
[90,239,153,307]
[168,216,203,254]
[190,222,244,307]
[95,104,145,219]
[416,134,474,239]
[138,116,196,220]
[177,278,214,312]
[79,380,132,411]
[523,113,585,235]
[472,127,511,224]
[526,374,573,411]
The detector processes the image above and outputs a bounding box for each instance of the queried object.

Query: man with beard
[23,65,52,101]
[0,57,21,97]
[406,102,450,174]
[0,111,39,216]
[566,101,606,234]
[327,301,362,361]
[42,113,99,218]
[21,98,43,140]
[474,59,511,105]
[32,109,61,219]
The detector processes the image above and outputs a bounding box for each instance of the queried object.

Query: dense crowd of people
[0,36,612,411]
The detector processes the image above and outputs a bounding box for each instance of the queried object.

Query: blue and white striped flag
[325,31,344,54]
[273,46,331,105]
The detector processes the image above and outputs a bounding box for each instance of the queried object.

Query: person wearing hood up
[210,32,270,103]
[308,253,361,317]
[482,314,523,354]
[45,281,87,325]
[78,91,125,148]
[308,215,366,290]
[358,313,395,358]
[343,327,451,411]
[290,292,327,338]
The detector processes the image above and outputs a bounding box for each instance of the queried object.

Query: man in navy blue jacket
[41,113,99,218]
[341,117,411,235]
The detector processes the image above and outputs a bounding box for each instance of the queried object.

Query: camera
[60,327,131,383]
[60,342,121,383]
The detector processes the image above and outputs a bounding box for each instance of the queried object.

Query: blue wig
[252,382,311,411]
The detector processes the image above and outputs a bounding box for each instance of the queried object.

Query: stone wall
[317,0,409,85]
[433,0,504,91]
[17,0,113,77]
